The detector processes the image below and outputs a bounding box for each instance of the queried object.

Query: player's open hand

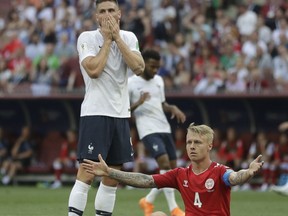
[170,106,186,123]
[83,154,109,176]
[248,155,264,176]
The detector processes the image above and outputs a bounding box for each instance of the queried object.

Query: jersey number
[194,192,202,208]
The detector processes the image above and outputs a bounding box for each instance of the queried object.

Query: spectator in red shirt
[50,129,78,189]
[218,127,244,170]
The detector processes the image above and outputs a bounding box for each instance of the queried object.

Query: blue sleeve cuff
[222,170,233,187]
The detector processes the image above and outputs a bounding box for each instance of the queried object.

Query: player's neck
[191,159,212,175]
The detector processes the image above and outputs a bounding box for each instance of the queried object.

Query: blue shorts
[77,116,133,165]
[142,133,177,160]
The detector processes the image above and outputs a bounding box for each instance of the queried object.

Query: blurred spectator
[193,68,223,95]
[25,31,46,61]
[37,0,54,22]
[55,18,76,45]
[42,21,57,44]
[121,5,147,49]
[246,59,270,93]
[173,58,192,89]
[233,55,249,82]
[1,30,24,62]
[55,0,77,24]
[210,127,222,163]
[273,45,288,91]
[32,43,60,71]
[274,132,288,185]
[151,0,176,42]
[224,69,246,93]
[183,11,212,44]
[58,56,84,91]
[192,45,219,84]
[7,46,32,87]
[218,127,245,171]
[219,41,239,71]
[241,32,268,64]
[256,15,272,44]
[50,129,77,189]
[236,2,257,36]
[271,121,288,195]
[30,57,59,95]
[21,1,37,25]
[0,127,9,168]
[54,32,77,63]
[271,17,288,46]
[0,56,12,93]
[244,131,277,191]
[174,127,188,167]
[6,7,22,31]
[1,126,34,185]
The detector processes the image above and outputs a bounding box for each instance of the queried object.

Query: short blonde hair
[187,123,214,144]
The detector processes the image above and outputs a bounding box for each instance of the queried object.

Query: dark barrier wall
[1,94,288,135]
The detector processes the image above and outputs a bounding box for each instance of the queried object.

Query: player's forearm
[130,101,143,112]
[229,169,254,186]
[162,102,176,113]
[114,38,144,75]
[107,168,156,188]
[83,40,112,78]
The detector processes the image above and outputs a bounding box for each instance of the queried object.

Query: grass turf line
[0,186,287,216]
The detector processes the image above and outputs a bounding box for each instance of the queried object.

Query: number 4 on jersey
[194,192,202,208]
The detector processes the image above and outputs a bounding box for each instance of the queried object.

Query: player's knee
[76,164,95,184]
[102,176,119,187]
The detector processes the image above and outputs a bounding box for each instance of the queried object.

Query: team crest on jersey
[183,180,189,187]
[205,178,214,190]
[81,42,88,51]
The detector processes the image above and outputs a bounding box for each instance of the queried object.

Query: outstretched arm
[229,155,264,186]
[82,154,157,188]
[162,102,186,123]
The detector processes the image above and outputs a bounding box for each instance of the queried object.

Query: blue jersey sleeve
[222,169,233,186]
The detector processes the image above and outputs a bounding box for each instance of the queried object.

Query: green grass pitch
[0,185,287,215]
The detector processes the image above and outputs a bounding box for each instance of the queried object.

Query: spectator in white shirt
[236,3,257,36]
[273,45,288,90]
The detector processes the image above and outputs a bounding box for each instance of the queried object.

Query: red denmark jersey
[153,162,232,216]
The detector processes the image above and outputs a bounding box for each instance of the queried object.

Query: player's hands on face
[107,14,120,41]
[82,154,109,176]
[248,154,264,176]
[100,17,113,42]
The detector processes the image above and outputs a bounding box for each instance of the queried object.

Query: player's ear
[118,10,121,19]
[208,143,213,151]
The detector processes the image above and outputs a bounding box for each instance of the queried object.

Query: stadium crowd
[1,0,288,194]
[1,0,288,95]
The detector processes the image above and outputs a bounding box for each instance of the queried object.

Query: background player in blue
[68,0,145,215]
[128,49,186,216]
